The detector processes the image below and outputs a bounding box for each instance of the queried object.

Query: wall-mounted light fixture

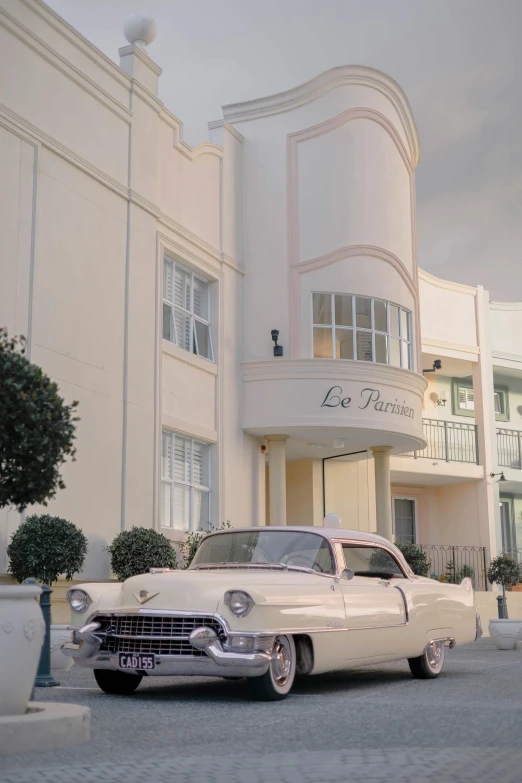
[423,359,442,374]
[271,329,283,357]
[437,390,448,407]
[490,472,507,482]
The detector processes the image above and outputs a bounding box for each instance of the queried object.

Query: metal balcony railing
[413,419,479,464]
[497,428,522,470]
[419,544,488,591]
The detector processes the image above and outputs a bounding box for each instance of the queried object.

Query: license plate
[118,653,156,671]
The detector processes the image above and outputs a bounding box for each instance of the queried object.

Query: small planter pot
[0,584,45,716]
[50,625,73,670]
[488,619,522,650]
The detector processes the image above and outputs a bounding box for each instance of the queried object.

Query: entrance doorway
[393,497,416,544]
[323,450,370,532]
[500,497,516,553]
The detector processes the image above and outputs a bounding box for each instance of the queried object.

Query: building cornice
[490,301,522,311]
[418,268,478,296]
[159,110,223,160]
[208,119,245,143]
[118,44,162,77]
[421,337,479,360]
[222,65,419,166]
[492,350,522,365]
[0,4,132,123]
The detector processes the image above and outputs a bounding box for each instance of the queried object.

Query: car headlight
[224,590,254,617]
[66,589,92,614]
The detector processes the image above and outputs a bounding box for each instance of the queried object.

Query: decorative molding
[21,0,131,88]
[118,44,163,77]
[490,301,522,311]
[159,110,223,161]
[241,358,427,395]
[131,81,163,114]
[157,217,221,268]
[421,337,480,357]
[492,350,522,365]
[286,106,419,359]
[0,8,132,124]
[162,339,218,376]
[221,253,245,275]
[418,268,478,296]
[208,119,245,143]
[223,65,419,166]
[159,232,222,281]
[161,413,218,444]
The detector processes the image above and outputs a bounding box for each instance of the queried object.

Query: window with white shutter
[163,258,214,362]
[312,293,413,369]
[161,430,211,531]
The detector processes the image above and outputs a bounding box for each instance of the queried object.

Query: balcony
[414,419,478,464]
[419,544,487,591]
[497,428,522,470]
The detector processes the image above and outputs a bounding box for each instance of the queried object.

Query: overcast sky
[47,0,522,301]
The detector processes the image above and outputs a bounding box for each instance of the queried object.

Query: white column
[371,447,393,542]
[266,435,288,526]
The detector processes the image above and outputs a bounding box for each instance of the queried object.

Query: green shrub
[180,521,232,569]
[0,329,79,511]
[107,526,177,581]
[396,542,431,577]
[7,514,87,584]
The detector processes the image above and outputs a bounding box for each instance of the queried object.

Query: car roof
[209,526,393,546]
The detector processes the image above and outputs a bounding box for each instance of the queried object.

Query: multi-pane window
[453,380,509,421]
[163,258,214,362]
[312,293,412,370]
[393,498,416,544]
[161,430,211,532]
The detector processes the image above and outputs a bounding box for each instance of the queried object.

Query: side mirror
[341,568,354,581]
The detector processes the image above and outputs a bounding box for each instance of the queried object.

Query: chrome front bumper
[61,622,272,678]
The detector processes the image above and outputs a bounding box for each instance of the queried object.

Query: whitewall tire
[248,635,296,701]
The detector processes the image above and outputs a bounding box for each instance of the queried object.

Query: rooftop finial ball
[123,12,157,47]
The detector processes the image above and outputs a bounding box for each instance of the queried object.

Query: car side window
[342,545,403,577]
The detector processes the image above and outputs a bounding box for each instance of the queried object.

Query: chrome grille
[93,614,225,657]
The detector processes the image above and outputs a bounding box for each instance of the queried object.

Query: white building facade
[1,0,522,595]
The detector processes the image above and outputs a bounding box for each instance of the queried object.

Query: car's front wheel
[408,641,445,679]
[94,669,143,695]
[247,635,296,701]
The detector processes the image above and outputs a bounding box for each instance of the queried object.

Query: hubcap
[426,641,443,669]
[271,637,291,686]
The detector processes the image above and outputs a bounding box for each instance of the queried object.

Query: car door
[337,543,410,661]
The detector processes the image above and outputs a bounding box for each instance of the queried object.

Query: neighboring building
[1,0,521,593]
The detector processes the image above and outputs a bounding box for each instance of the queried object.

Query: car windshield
[190,530,335,574]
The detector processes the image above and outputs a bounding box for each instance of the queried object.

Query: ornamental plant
[7,514,87,585]
[179,521,231,569]
[396,542,431,577]
[487,554,521,619]
[0,329,79,510]
[106,526,178,581]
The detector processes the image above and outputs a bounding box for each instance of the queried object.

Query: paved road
[2,638,522,782]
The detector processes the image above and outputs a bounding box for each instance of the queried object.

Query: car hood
[112,568,327,614]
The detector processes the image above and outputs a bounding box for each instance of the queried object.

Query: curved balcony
[241,358,427,456]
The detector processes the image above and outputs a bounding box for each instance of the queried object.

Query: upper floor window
[161,430,211,532]
[453,379,509,421]
[163,258,214,362]
[312,293,412,370]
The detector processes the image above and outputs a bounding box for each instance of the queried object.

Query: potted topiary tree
[487,554,522,650]
[0,329,79,714]
[106,526,177,580]
[7,514,88,669]
[395,542,431,577]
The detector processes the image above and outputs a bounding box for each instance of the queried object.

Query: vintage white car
[62,526,482,700]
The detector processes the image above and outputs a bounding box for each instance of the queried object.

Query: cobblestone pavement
[2,639,522,783]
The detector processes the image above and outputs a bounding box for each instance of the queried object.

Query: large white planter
[50,624,73,670]
[0,585,45,716]
[488,618,522,650]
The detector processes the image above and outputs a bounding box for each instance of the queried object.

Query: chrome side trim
[394,584,410,623]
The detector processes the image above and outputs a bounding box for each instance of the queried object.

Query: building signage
[321,386,415,419]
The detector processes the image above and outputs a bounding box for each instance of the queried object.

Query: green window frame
[452,379,509,421]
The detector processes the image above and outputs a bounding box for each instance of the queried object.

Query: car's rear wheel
[408,641,445,679]
[94,669,143,694]
[247,635,296,701]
